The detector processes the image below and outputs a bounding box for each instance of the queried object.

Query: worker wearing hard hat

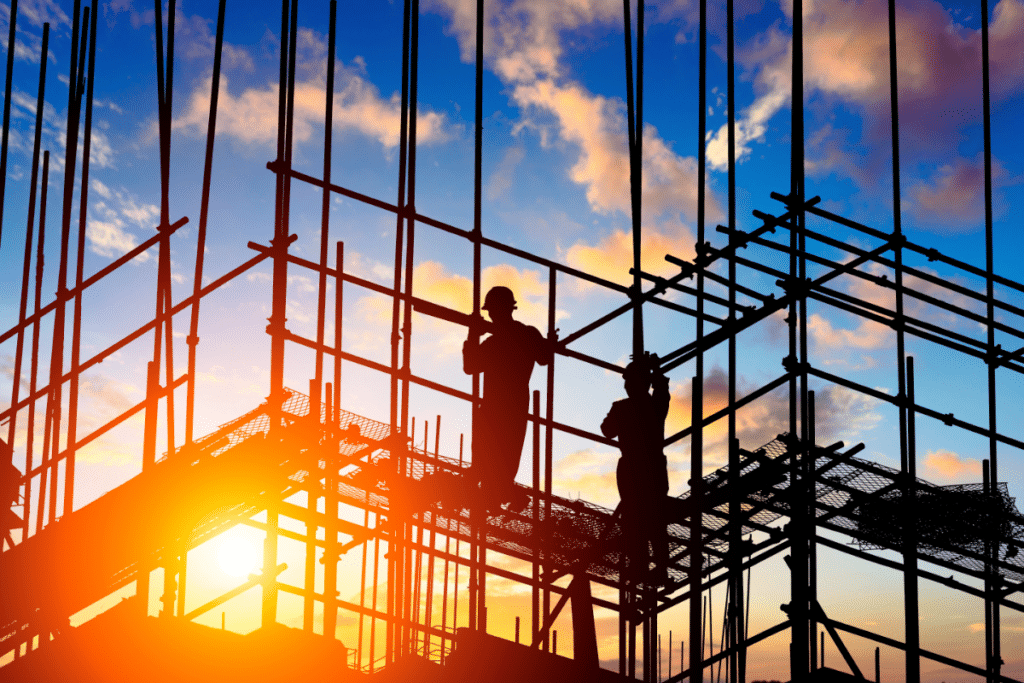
[463,286,551,510]
[601,352,670,585]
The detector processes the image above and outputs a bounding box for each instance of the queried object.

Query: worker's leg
[486,410,529,507]
[617,459,648,585]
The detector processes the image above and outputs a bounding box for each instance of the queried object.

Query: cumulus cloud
[798,258,987,368]
[922,449,982,482]
[666,366,882,467]
[172,24,454,153]
[807,311,891,353]
[347,258,567,358]
[553,447,620,507]
[906,154,1010,229]
[172,70,452,150]
[563,219,697,289]
[428,0,720,285]
[410,259,562,333]
[714,0,1024,230]
[557,368,883,502]
[85,181,160,262]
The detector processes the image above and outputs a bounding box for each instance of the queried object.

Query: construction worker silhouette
[601,352,670,585]
[463,286,551,509]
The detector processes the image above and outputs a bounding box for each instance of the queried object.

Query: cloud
[0,21,54,64]
[796,258,986,368]
[173,11,255,72]
[173,63,453,150]
[85,182,160,262]
[905,154,1010,230]
[715,0,1024,226]
[427,0,721,262]
[411,259,560,332]
[552,447,620,508]
[5,0,70,29]
[346,258,566,358]
[922,449,982,482]
[557,367,882,503]
[563,219,697,289]
[487,146,525,200]
[511,75,721,226]
[666,367,882,468]
[706,34,790,171]
[87,218,144,261]
[5,82,116,170]
[807,311,891,352]
[426,0,621,83]
[843,260,986,333]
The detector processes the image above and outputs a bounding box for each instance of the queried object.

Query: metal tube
[262,0,296,630]
[690,376,704,683]
[690,0,708,673]
[467,0,485,636]
[980,0,1000,673]
[532,390,540,649]
[24,151,49,538]
[65,0,98,518]
[387,0,414,657]
[400,0,422,652]
[6,21,48,464]
[0,0,17,250]
[314,0,338,391]
[45,0,84,529]
[31,151,50,535]
[185,0,228,445]
[544,266,556,650]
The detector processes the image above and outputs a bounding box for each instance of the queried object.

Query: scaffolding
[0,0,1022,682]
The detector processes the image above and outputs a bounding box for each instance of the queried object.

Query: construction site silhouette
[0,1,1023,682]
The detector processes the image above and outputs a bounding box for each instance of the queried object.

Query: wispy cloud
[86,178,160,261]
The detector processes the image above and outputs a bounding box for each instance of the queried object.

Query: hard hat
[483,286,517,311]
[623,351,659,383]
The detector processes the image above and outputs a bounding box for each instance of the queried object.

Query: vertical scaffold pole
[788,0,808,668]
[690,0,708,672]
[387,0,414,661]
[7,20,48,492]
[468,0,485,635]
[544,266,556,650]
[979,0,1000,673]
[186,0,227,448]
[0,0,17,251]
[264,0,298,630]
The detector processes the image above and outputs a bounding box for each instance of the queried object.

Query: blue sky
[1,0,1024,678]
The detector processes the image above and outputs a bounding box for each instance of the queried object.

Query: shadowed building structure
[0,1,1021,682]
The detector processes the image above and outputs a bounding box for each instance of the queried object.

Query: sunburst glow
[217,535,261,578]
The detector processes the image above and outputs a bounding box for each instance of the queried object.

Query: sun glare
[217,535,261,578]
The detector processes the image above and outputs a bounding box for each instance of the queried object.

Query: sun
[217,534,261,578]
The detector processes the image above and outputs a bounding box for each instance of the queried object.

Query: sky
[1,0,1024,679]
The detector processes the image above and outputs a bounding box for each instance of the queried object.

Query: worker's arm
[463,335,483,375]
[531,326,553,367]
[600,402,621,439]
[653,371,670,419]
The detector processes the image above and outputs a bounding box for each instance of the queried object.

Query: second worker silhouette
[463,286,551,511]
